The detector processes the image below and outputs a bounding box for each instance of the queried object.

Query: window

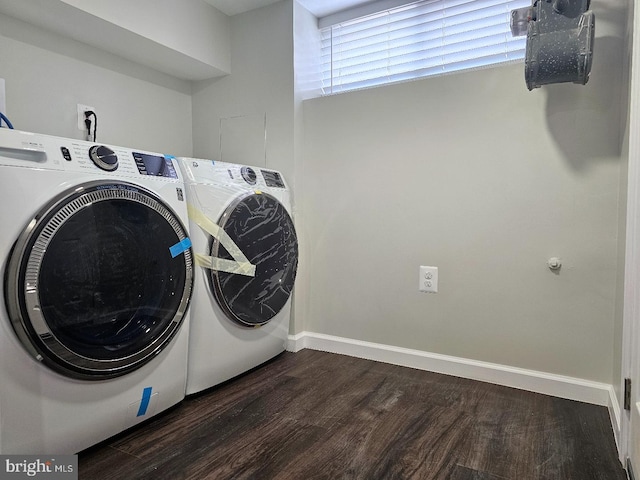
[321,0,530,94]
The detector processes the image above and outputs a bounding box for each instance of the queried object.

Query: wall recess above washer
[0,0,231,81]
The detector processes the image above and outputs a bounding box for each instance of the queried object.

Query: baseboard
[287,331,614,407]
[286,331,307,353]
[608,385,622,455]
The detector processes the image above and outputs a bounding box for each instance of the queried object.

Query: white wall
[300,0,627,383]
[0,13,193,155]
[60,0,230,74]
[0,0,231,80]
[292,2,322,333]
[191,0,294,179]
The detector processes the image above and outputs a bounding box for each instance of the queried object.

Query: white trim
[288,331,614,407]
[620,0,640,465]
[286,331,308,352]
[609,385,622,454]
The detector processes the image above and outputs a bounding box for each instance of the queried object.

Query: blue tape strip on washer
[164,154,176,159]
[137,387,153,417]
[170,237,192,258]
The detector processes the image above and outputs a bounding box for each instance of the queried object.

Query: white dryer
[0,129,193,454]
[178,158,298,395]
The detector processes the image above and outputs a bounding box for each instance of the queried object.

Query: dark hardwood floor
[79,350,626,480]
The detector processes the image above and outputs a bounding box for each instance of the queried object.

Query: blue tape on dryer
[137,387,153,417]
[170,237,192,258]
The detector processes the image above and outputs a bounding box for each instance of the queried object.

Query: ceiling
[203,0,375,18]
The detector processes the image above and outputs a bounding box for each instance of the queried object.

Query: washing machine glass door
[209,192,298,327]
[5,181,193,379]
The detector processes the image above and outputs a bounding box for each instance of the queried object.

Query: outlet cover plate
[77,104,95,130]
[419,266,438,293]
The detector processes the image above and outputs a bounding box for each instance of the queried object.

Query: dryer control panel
[261,170,285,188]
[179,158,289,191]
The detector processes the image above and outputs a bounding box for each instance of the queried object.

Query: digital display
[261,170,285,188]
[133,152,178,179]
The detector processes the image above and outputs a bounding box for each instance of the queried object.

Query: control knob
[241,166,257,185]
[89,145,118,171]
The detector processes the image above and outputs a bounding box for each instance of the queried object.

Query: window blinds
[321,0,530,94]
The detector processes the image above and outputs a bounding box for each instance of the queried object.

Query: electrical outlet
[419,266,438,293]
[77,104,95,130]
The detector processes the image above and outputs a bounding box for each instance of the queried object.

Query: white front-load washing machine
[0,129,193,454]
[178,158,298,395]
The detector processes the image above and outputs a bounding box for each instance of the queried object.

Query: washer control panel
[133,152,178,179]
[0,129,181,183]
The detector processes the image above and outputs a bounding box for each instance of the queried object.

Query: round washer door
[5,181,193,380]
[209,192,298,327]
